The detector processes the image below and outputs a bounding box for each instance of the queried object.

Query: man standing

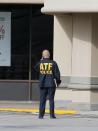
[35,50,61,119]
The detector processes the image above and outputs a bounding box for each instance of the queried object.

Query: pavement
[0,101,77,115]
[0,101,98,117]
[0,101,98,130]
[0,112,98,131]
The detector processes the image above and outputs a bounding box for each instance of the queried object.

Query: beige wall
[55,89,90,103]
[72,14,92,77]
[53,14,72,76]
[54,14,92,77]
[53,13,98,105]
[91,91,98,104]
[0,0,44,4]
[42,0,98,13]
[91,14,98,76]
[55,89,98,104]
[72,14,98,77]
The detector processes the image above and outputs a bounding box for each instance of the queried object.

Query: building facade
[42,0,98,110]
[0,0,98,110]
[0,0,53,101]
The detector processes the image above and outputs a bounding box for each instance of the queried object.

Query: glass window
[0,5,30,80]
[31,6,53,79]
[0,4,53,80]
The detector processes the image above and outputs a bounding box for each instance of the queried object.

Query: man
[35,50,61,119]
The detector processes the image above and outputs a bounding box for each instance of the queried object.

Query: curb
[0,108,78,115]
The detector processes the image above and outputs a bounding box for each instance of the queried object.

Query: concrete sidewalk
[0,101,77,115]
[0,112,98,131]
[0,101,39,109]
[0,101,98,117]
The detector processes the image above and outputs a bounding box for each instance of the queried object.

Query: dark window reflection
[11,6,30,79]
[0,4,53,80]
[0,5,30,80]
[31,7,53,80]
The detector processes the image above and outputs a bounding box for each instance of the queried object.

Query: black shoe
[50,115,56,119]
[39,116,43,119]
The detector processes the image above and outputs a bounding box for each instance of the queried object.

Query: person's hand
[57,80,61,86]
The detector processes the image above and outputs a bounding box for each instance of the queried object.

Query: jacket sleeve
[53,62,61,85]
[34,62,40,73]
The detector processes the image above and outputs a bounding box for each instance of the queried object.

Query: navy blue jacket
[34,58,61,88]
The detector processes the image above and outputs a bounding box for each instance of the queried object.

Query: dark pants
[39,87,56,117]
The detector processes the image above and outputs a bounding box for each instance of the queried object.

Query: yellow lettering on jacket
[40,63,53,74]
[40,63,44,71]
[44,63,48,70]
[48,63,52,71]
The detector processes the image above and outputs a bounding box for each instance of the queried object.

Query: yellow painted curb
[0,108,78,115]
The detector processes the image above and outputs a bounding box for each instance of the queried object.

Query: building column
[54,13,98,110]
[70,14,92,89]
[53,14,72,87]
[69,14,98,110]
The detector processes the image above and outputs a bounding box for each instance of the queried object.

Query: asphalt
[0,112,98,131]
